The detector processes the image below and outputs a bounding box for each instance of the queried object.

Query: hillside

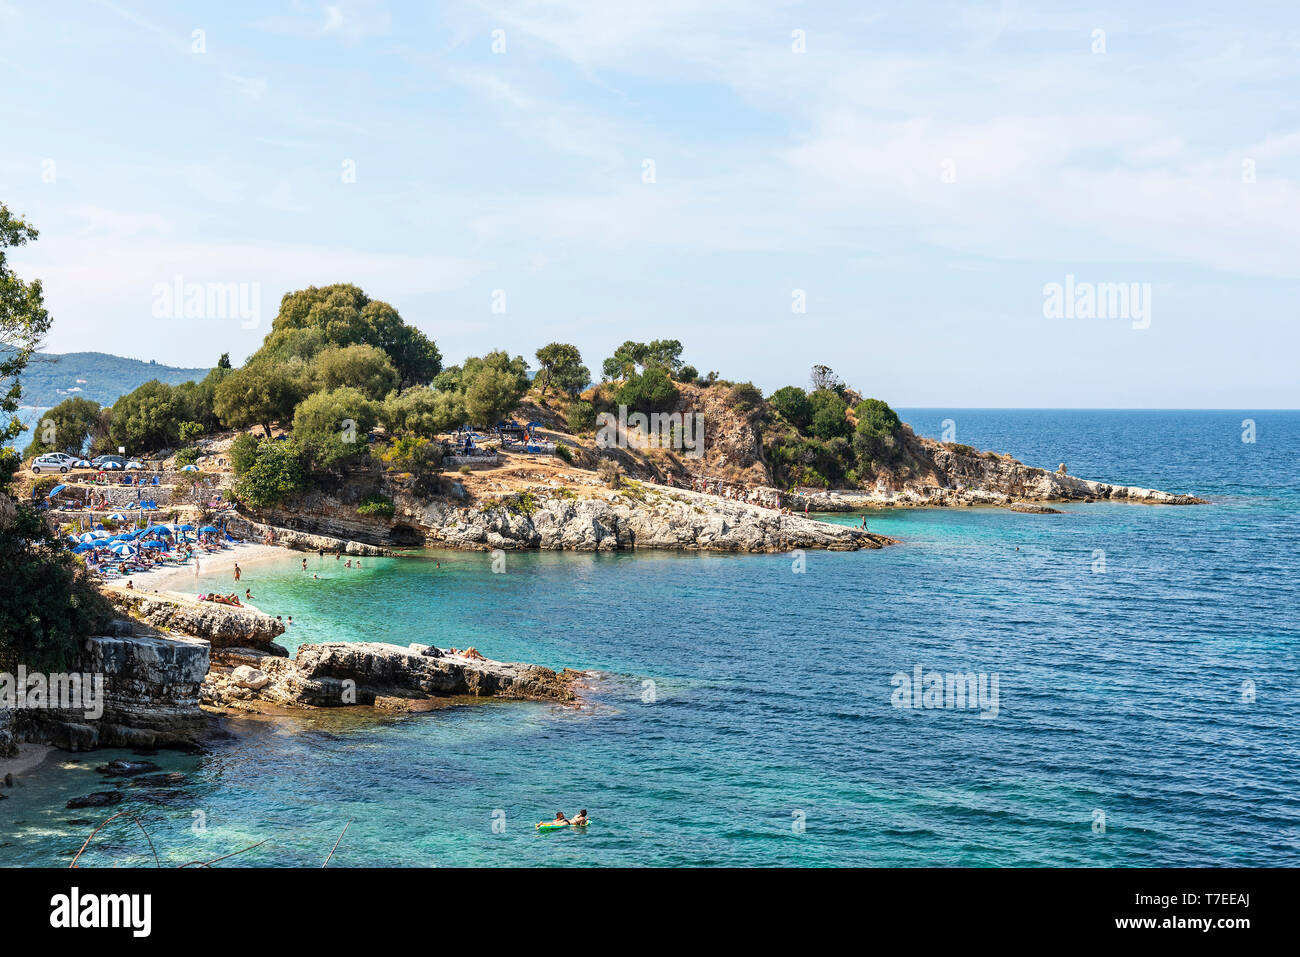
[17,351,210,408]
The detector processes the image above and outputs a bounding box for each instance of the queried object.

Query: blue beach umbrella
[180,464,200,472]
[110,543,136,556]
[108,512,126,522]
[101,461,122,470]
[199,525,219,533]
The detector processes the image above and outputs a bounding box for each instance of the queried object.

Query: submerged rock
[95,760,161,777]
[67,791,124,809]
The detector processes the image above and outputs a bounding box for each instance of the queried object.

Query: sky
[1,0,1297,408]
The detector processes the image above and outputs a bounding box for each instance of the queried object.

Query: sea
[2,409,1296,867]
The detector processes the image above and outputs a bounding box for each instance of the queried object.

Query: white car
[32,452,75,474]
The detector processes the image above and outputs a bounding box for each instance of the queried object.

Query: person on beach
[234,562,241,581]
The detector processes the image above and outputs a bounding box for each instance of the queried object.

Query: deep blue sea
[3,410,1297,867]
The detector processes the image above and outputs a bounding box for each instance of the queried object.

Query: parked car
[91,454,127,468]
[31,452,74,474]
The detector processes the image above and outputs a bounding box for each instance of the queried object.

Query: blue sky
[2,0,1297,407]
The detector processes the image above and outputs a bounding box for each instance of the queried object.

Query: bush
[229,433,260,476]
[379,435,442,475]
[769,386,811,430]
[178,420,206,443]
[614,367,678,414]
[566,400,596,435]
[677,365,698,383]
[808,389,851,440]
[597,457,623,488]
[555,442,574,463]
[234,439,306,508]
[729,381,764,412]
[175,447,200,467]
[357,493,396,518]
[292,386,380,471]
[459,464,472,475]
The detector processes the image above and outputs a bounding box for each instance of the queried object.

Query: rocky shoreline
[203,641,579,713]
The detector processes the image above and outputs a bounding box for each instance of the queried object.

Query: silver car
[31,452,75,474]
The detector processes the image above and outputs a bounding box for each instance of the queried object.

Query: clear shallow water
[3,410,1297,867]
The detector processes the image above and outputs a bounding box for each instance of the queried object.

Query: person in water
[569,809,588,825]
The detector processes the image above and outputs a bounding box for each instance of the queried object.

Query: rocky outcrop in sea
[203,641,579,712]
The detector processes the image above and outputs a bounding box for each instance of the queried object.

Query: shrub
[459,464,472,475]
[677,365,698,383]
[769,386,811,430]
[178,420,206,443]
[175,447,200,467]
[614,367,678,414]
[597,457,623,488]
[379,435,442,475]
[357,493,396,518]
[566,400,596,435]
[234,439,306,508]
[729,381,764,412]
[229,432,260,476]
[555,442,574,463]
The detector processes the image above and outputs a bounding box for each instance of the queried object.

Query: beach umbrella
[110,543,136,556]
[126,460,144,469]
[108,513,125,521]
[101,461,122,470]
[47,483,67,498]
[138,541,163,549]
[199,525,219,533]
[72,542,96,553]
[77,532,98,542]
[180,464,200,472]
[177,524,194,531]
[74,459,92,468]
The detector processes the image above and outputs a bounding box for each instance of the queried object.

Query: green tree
[535,342,590,396]
[382,385,464,437]
[269,284,441,385]
[601,339,684,381]
[614,366,679,413]
[23,396,100,457]
[0,205,51,445]
[768,386,811,430]
[852,398,902,464]
[808,388,851,440]
[108,380,182,451]
[234,438,306,508]
[459,351,529,426]
[213,360,303,438]
[311,343,400,400]
[217,352,232,369]
[566,399,596,434]
[292,386,379,470]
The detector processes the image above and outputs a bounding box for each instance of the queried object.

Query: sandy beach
[101,541,295,594]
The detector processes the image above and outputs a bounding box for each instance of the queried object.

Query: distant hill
[17,351,211,409]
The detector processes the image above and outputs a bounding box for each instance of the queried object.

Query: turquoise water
[3,410,1297,867]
